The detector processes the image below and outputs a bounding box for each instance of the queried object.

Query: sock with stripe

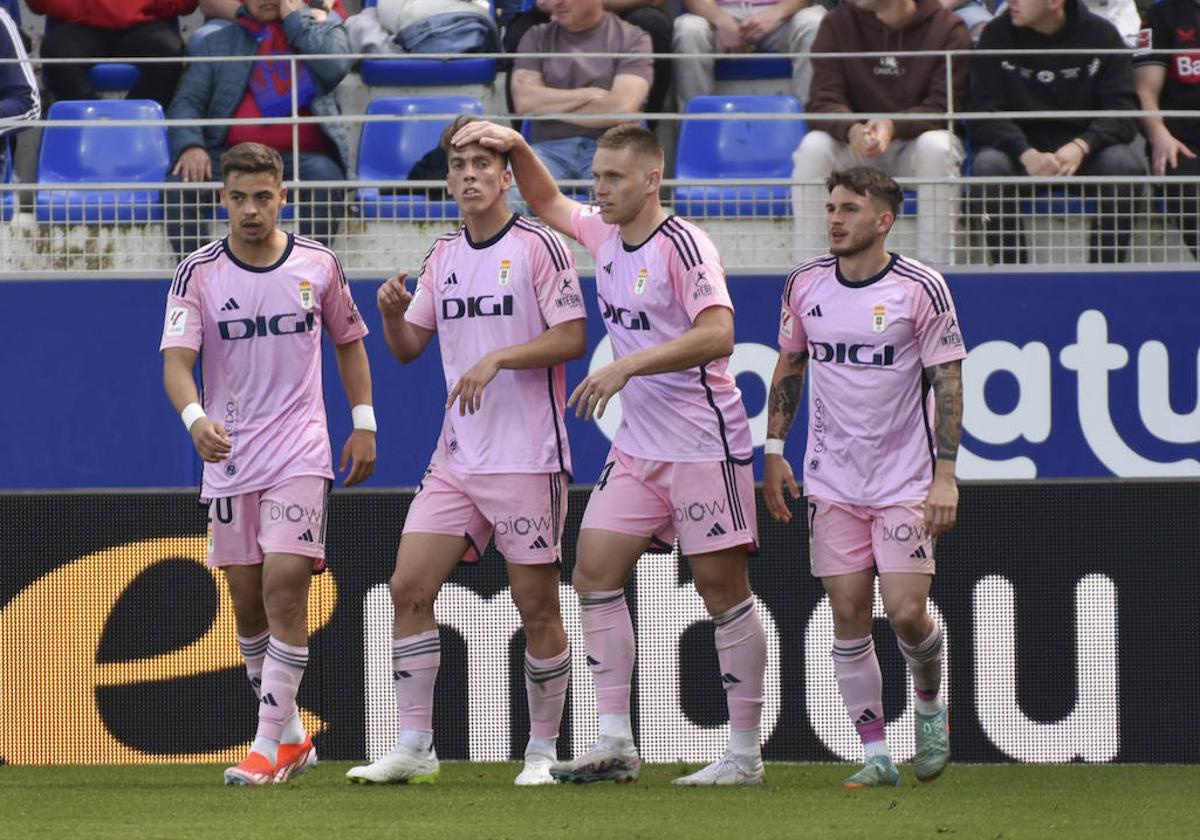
[832,635,888,759]
[392,629,440,754]
[713,595,766,757]
[252,637,308,763]
[236,629,270,699]
[579,589,635,741]
[524,647,570,759]
[898,623,944,716]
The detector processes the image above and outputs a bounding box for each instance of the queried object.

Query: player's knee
[829,599,872,636]
[263,588,307,626]
[885,601,928,640]
[389,574,435,616]
[695,579,747,617]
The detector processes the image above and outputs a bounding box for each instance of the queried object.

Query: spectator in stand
[671,0,827,110]
[1,6,39,176]
[512,0,653,182]
[29,0,198,109]
[191,0,347,54]
[1134,0,1200,257]
[165,0,352,257]
[504,0,672,122]
[968,0,1145,264]
[995,0,1142,44]
[791,0,969,265]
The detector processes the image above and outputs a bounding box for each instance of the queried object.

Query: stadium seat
[357,0,497,86]
[713,55,792,83]
[357,95,483,219]
[674,94,805,217]
[88,63,141,92]
[35,99,171,224]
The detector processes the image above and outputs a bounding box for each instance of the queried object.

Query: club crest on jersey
[298,280,314,310]
[498,259,512,287]
[872,305,886,333]
[635,268,648,295]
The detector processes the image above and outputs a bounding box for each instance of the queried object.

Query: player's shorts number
[595,461,615,492]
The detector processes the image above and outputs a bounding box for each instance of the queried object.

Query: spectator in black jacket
[968,0,1146,263]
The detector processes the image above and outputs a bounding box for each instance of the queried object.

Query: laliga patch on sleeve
[780,306,794,339]
[165,306,188,336]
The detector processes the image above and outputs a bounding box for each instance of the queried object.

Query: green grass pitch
[1,762,1193,840]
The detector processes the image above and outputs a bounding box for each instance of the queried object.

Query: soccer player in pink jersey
[344,116,587,787]
[764,167,965,788]
[453,120,767,786]
[160,142,377,786]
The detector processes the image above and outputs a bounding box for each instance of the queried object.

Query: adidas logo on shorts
[909,546,928,559]
[298,530,315,543]
[706,522,726,538]
[528,535,549,550]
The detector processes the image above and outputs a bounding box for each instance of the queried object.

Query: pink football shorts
[206,475,330,568]
[806,496,935,578]
[580,447,757,556]
[402,462,567,565]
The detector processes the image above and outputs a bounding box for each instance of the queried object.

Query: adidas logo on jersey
[910,546,928,559]
[298,529,315,543]
[806,305,823,317]
[528,535,549,550]
[706,522,726,538]
[220,297,240,311]
[444,273,458,285]
[602,262,613,274]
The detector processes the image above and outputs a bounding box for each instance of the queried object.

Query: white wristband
[181,402,206,432]
[352,404,377,432]
[764,438,785,456]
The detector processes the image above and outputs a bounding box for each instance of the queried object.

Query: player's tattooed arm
[767,350,809,440]
[926,360,963,461]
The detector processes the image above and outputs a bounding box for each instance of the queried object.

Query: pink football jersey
[779,253,967,506]
[405,215,586,474]
[570,205,752,463]
[159,235,367,498]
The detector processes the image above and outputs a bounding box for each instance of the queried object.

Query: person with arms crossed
[452,119,767,786]
[345,116,588,787]
[763,167,964,787]
[160,142,377,786]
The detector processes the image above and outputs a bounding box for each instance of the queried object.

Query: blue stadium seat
[358,0,497,86]
[357,96,483,219]
[88,63,141,92]
[713,55,792,82]
[674,94,805,217]
[35,99,171,224]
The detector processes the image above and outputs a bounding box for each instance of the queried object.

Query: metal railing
[1,48,1196,275]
